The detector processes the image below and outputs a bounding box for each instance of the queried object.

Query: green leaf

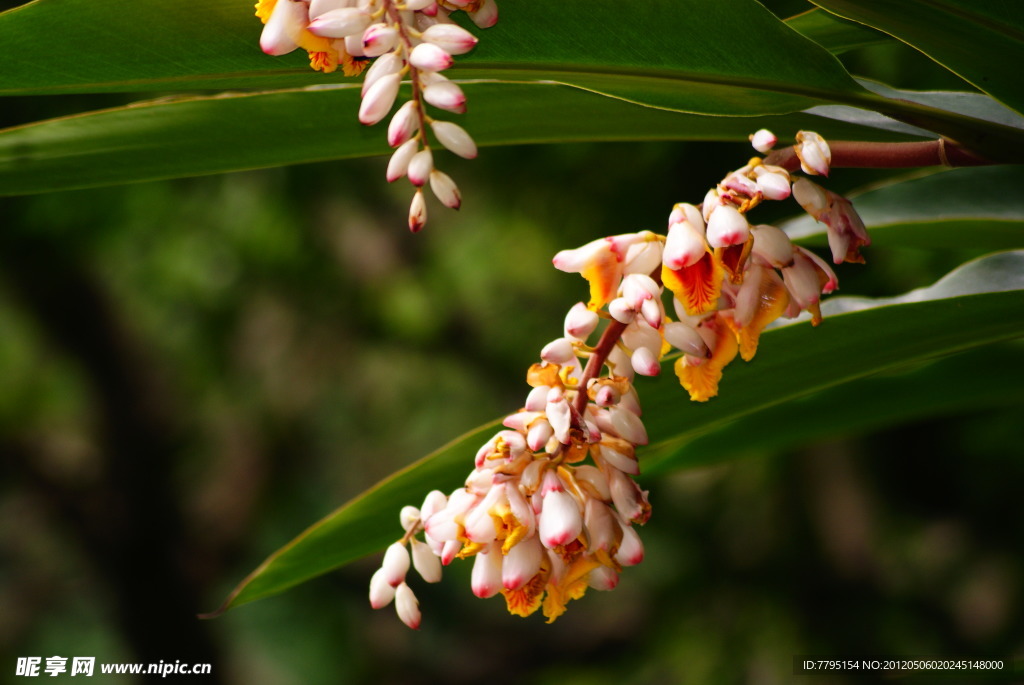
[644,343,1024,474]
[785,9,891,54]
[0,82,929,197]
[0,0,858,114]
[210,250,1024,615]
[3,0,1024,161]
[784,166,1024,252]
[810,0,1024,115]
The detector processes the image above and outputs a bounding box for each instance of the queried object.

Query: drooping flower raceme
[255,0,497,232]
[369,130,869,628]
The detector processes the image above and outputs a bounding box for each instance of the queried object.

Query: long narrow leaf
[0,82,929,197]
[811,0,1024,115]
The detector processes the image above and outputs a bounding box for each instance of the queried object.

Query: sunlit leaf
[811,0,1024,114]
[211,250,1024,615]
[785,9,890,54]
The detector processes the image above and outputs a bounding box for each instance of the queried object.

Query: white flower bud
[540,337,576,364]
[408,189,427,233]
[410,538,442,583]
[410,42,454,71]
[423,80,466,113]
[502,536,542,590]
[563,302,599,340]
[631,346,660,377]
[663,321,708,358]
[307,7,370,39]
[705,204,750,248]
[428,169,461,209]
[386,139,419,182]
[362,23,398,57]
[421,23,479,54]
[387,100,420,148]
[358,72,400,125]
[407,149,433,187]
[471,549,503,598]
[394,582,421,629]
[260,0,308,55]
[749,128,777,154]
[469,0,499,28]
[430,120,478,159]
[381,542,410,586]
[369,568,396,609]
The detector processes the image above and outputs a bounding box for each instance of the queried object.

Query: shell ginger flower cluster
[256,0,497,232]
[369,130,869,628]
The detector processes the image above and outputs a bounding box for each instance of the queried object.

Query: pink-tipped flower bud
[407,149,434,187]
[358,72,401,125]
[795,130,831,176]
[423,80,466,113]
[260,0,308,55]
[362,23,398,57]
[387,101,420,148]
[502,536,542,590]
[663,219,708,269]
[307,7,370,39]
[387,139,419,183]
[408,189,427,233]
[369,568,396,609]
[750,224,795,269]
[749,128,777,154]
[541,337,576,364]
[469,0,499,28]
[428,169,461,209]
[755,170,791,200]
[361,52,402,97]
[394,582,421,629]
[631,346,660,377]
[421,23,479,55]
[527,419,553,452]
[563,302,599,340]
[545,387,571,444]
[410,42,454,71]
[609,406,648,445]
[410,538,442,583]
[608,297,636,324]
[706,205,750,248]
[615,523,645,566]
[588,565,620,591]
[309,0,352,20]
[381,541,410,586]
[640,297,662,329]
[539,489,583,548]
[430,120,478,159]
[471,549,503,598]
[663,321,708,358]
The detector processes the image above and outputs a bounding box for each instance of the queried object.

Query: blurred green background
[2,1,1023,683]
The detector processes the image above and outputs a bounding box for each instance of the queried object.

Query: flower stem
[763,139,992,172]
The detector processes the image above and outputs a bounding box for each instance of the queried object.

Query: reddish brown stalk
[573,319,628,416]
[383,0,430,138]
[763,139,991,172]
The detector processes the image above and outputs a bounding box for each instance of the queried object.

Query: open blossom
[255,0,496,232]
[368,130,868,627]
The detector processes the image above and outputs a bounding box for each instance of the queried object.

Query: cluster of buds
[256,0,497,231]
[369,130,869,628]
